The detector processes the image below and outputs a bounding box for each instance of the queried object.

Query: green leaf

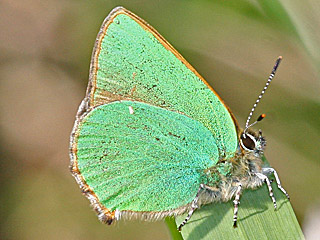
[175,187,303,239]
[165,217,183,240]
[171,157,304,240]
[257,0,300,37]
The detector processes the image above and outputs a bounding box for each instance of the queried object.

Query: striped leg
[256,172,277,209]
[262,167,290,199]
[233,183,242,228]
[178,184,206,231]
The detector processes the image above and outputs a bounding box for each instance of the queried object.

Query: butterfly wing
[75,101,219,213]
[70,7,238,221]
[86,7,238,155]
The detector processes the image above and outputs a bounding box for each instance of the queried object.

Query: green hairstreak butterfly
[69,6,289,231]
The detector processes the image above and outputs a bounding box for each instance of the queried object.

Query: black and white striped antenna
[243,56,282,134]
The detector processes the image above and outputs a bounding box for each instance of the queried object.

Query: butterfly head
[240,129,266,156]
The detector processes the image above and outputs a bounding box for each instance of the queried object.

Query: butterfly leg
[262,167,290,200]
[255,172,277,209]
[233,183,242,228]
[178,184,207,231]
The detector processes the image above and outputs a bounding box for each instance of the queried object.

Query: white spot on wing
[129,106,134,114]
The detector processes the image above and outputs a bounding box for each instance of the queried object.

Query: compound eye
[240,133,256,151]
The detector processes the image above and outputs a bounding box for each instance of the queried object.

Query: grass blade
[176,186,304,239]
[165,217,183,240]
[174,158,304,239]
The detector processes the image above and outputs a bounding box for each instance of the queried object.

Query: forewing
[87,7,237,158]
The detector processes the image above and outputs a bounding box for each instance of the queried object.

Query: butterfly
[69,6,289,231]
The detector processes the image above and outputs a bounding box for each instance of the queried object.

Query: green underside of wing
[94,13,238,159]
[76,101,221,212]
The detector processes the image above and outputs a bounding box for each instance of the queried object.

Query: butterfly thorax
[199,129,266,204]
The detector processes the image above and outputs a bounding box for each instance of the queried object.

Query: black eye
[241,134,256,151]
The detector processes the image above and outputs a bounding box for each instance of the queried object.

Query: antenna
[244,56,282,134]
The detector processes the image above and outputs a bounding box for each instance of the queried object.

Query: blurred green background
[1,0,319,239]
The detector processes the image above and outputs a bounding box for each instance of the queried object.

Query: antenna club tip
[257,114,266,122]
[278,56,283,60]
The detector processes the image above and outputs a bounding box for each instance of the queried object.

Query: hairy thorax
[198,129,266,205]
